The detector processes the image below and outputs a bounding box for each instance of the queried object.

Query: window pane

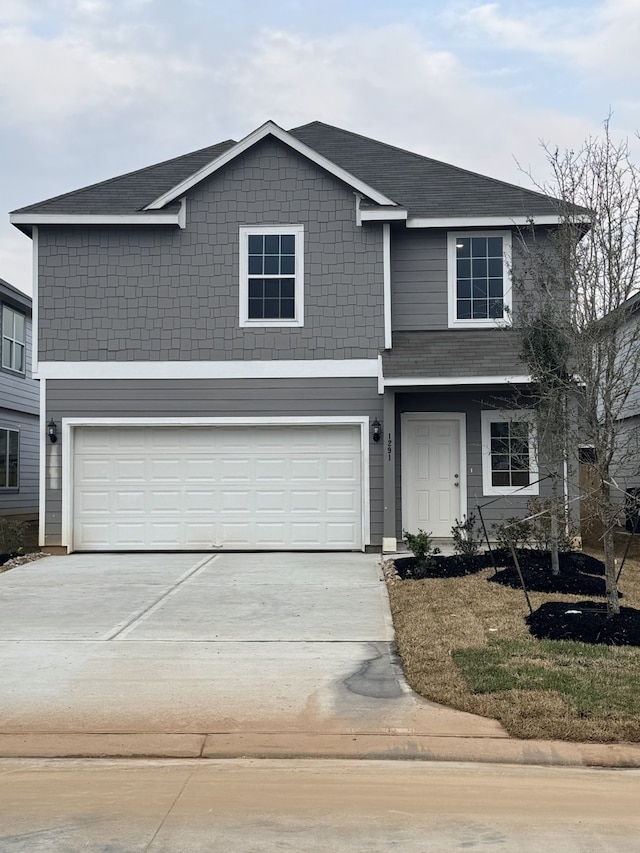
[0,431,6,487]
[263,255,279,275]
[473,281,487,299]
[8,431,18,488]
[280,298,295,319]
[13,313,24,343]
[472,258,487,278]
[280,255,295,275]
[456,237,470,258]
[264,234,280,254]
[248,280,264,298]
[457,280,471,299]
[2,338,11,368]
[248,234,263,254]
[489,299,503,319]
[248,256,263,275]
[492,471,510,486]
[471,237,487,255]
[491,422,509,437]
[488,278,503,297]
[264,280,280,298]
[457,259,471,278]
[280,234,295,254]
[488,258,503,277]
[280,279,295,299]
[457,299,471,319]
[487,237,503,256]
[472,301,488,319]
[511,471,530,486]
[263,298,280,319]
[15,344,24,373]
[248,298,264,319]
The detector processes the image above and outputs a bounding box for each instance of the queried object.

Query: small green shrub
[0,519,27,555]
[451,513,483,558]
[403,529,441,568]
[491,516,534,552]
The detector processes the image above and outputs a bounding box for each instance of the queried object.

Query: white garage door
[72,425,363,551]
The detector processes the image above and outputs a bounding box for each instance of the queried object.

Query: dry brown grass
[387,550,640,742]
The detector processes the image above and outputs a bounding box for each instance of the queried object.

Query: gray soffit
[11,121,572,222]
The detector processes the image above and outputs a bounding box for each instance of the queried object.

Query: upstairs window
[0,428,19,489]
[1,305,26,374]
[239,225,304,327]
[448,232,512,328]
[481,410,538,496]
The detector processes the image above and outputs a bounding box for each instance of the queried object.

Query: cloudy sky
[2,0,639,295]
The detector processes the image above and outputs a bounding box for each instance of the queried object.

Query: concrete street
[1,758,639,851]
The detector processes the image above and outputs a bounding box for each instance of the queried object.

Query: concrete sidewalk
[0,551,638,767]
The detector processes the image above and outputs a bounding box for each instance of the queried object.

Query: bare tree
[514,118,640,616]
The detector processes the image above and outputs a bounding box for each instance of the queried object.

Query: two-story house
[10,121,563,554]
[0,278,39,519]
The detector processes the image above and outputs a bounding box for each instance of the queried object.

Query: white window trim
[481,409,538,496]
[239,224,304,328]
[447,231,512,329]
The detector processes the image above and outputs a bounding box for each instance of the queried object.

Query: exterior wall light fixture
[47,420,58,443]
[371,418,381,442]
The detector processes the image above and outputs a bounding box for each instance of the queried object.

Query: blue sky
[2,0,639,294]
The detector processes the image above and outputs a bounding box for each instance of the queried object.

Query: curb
[0,732,639,768]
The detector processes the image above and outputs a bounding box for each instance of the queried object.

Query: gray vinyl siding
[390,227,554,333]
[0,409,39,517]
[394,389,553,539]
[391,230,448,331]
[37,138,385,363]
[44,377,383,547]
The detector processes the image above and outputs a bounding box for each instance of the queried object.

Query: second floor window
[2,305,26,374]
[239,225,304,328]
[448,231,512,328]
[0,428,19,489]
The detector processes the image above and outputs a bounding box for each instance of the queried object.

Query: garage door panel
[73,425,363,550]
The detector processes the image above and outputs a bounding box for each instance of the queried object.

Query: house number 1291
[387,434,392,461]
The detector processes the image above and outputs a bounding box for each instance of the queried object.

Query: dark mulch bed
[488,550,608,596]
[394,553,493,580]
[527,600,640,646]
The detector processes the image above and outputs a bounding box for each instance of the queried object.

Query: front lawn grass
[386,551,640,742]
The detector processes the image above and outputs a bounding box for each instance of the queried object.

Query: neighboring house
[10,121,565,553]
[0,278,39,519]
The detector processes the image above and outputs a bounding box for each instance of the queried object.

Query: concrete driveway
[0,551,506,758]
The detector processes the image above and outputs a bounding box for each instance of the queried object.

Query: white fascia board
[10,212,183,228]
[36,358,380,381]
[406,214,591,229]
[144,120,397,210]
[360,208,408,222]
[384,375,531,387]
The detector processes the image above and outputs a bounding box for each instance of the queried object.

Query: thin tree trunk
[550,473,560,576]
[600,479,621,618]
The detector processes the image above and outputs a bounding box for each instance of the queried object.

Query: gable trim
[11,212,183,228]
[144,121,397,211]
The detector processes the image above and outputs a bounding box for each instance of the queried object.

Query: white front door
[402,416,463,538]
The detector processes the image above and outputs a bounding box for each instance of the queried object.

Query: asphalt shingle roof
[383,330,528,379]
[12,121,562,219]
